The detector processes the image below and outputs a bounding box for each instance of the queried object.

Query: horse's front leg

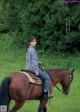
[38,99,48,112]
[38,107,47,112]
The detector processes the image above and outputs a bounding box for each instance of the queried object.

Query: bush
[0,0,80,53]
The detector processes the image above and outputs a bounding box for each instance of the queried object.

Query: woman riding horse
[0,36,74,112]
[26,36,51,99]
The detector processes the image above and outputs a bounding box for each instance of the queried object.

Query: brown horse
[0,69,74,112]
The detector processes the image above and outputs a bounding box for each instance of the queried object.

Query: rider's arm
[31,50,39,74]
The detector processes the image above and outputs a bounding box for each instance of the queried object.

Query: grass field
[0,47,80,112]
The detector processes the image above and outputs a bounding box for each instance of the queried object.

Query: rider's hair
[28,36,37,43]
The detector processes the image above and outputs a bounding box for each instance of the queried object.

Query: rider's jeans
[38,68,50,92]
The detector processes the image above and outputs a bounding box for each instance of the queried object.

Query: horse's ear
[71,69,74,74]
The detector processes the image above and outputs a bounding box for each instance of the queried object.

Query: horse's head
[60,69,74,95]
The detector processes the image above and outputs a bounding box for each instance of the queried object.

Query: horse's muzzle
[63,90,69,95]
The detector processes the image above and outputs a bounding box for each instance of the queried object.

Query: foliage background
[0,0,80,53]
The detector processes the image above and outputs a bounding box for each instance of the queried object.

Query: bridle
[52,73,73,95]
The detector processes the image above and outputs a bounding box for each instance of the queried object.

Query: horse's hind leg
[9,101,24,112]
[38,100,48,112]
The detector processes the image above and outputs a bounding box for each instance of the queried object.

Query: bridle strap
[52,80,65,95]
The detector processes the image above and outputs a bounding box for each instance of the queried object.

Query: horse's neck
[46,70,62,86]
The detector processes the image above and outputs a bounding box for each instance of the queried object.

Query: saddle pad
[21,69,41,80]
[21,71,42,85]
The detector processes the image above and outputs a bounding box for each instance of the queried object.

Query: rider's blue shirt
[26,45,39,73]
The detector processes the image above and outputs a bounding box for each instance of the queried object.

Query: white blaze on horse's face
[70,75,72,81]
[70,74,73,83]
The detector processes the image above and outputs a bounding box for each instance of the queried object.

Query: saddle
[21,69,42,85]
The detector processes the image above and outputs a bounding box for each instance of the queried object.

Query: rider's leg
[38,68,50,99]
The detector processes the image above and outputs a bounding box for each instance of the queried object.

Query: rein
[52,80,65,95]
[39,66,65,95]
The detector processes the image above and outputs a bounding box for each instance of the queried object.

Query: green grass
[0,47,80,112]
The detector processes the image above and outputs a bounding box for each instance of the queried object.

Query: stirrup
[44,95,53,100]
[41,96,53,100]
[42,93,53,100]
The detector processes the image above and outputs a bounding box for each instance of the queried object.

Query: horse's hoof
[9,109,16,112]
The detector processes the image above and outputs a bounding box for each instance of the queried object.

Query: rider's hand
[38,61,42,66]
[35,72,39,76]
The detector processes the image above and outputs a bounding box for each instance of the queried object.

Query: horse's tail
[0,77,12,105]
